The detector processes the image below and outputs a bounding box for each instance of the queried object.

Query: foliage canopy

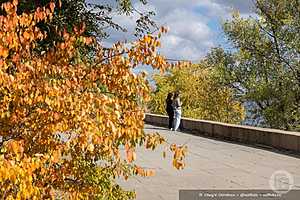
[222,0,300,130]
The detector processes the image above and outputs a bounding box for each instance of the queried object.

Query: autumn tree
[223,0,300,130]
[0,1,186,199]
[0,0,157,51]
[149,62,245,124]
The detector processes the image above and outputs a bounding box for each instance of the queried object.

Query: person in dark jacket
[166,93,174,130]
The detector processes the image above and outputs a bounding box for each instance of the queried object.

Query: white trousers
[173,109,181,131]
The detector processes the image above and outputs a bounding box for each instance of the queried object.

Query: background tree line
[150,0,300,131]
[149,61,245,124]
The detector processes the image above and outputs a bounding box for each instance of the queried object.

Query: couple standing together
[166,91,182,131]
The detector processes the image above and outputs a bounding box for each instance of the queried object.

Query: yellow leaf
[51,150,60,163]
[87,144,94,152]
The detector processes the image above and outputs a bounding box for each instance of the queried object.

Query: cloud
[213,0,256,14]
[92,0,255,61]
[155,7,214,61]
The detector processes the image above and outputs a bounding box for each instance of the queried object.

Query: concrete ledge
[144,113,300,153]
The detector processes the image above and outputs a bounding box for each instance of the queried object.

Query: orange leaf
[12,0,18,6]
[49,2,55,13]
[126,149,136,163]
[23,31,30,40]
[0,48,9,58]
[53,112,60,120]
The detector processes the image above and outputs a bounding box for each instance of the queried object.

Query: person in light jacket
[172,91,182,131]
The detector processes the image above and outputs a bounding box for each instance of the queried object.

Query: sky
[93,0,256,62]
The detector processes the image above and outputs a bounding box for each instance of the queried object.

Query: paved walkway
[119,124,300,200]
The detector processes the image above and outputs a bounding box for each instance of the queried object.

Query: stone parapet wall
[145,113,300,153]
